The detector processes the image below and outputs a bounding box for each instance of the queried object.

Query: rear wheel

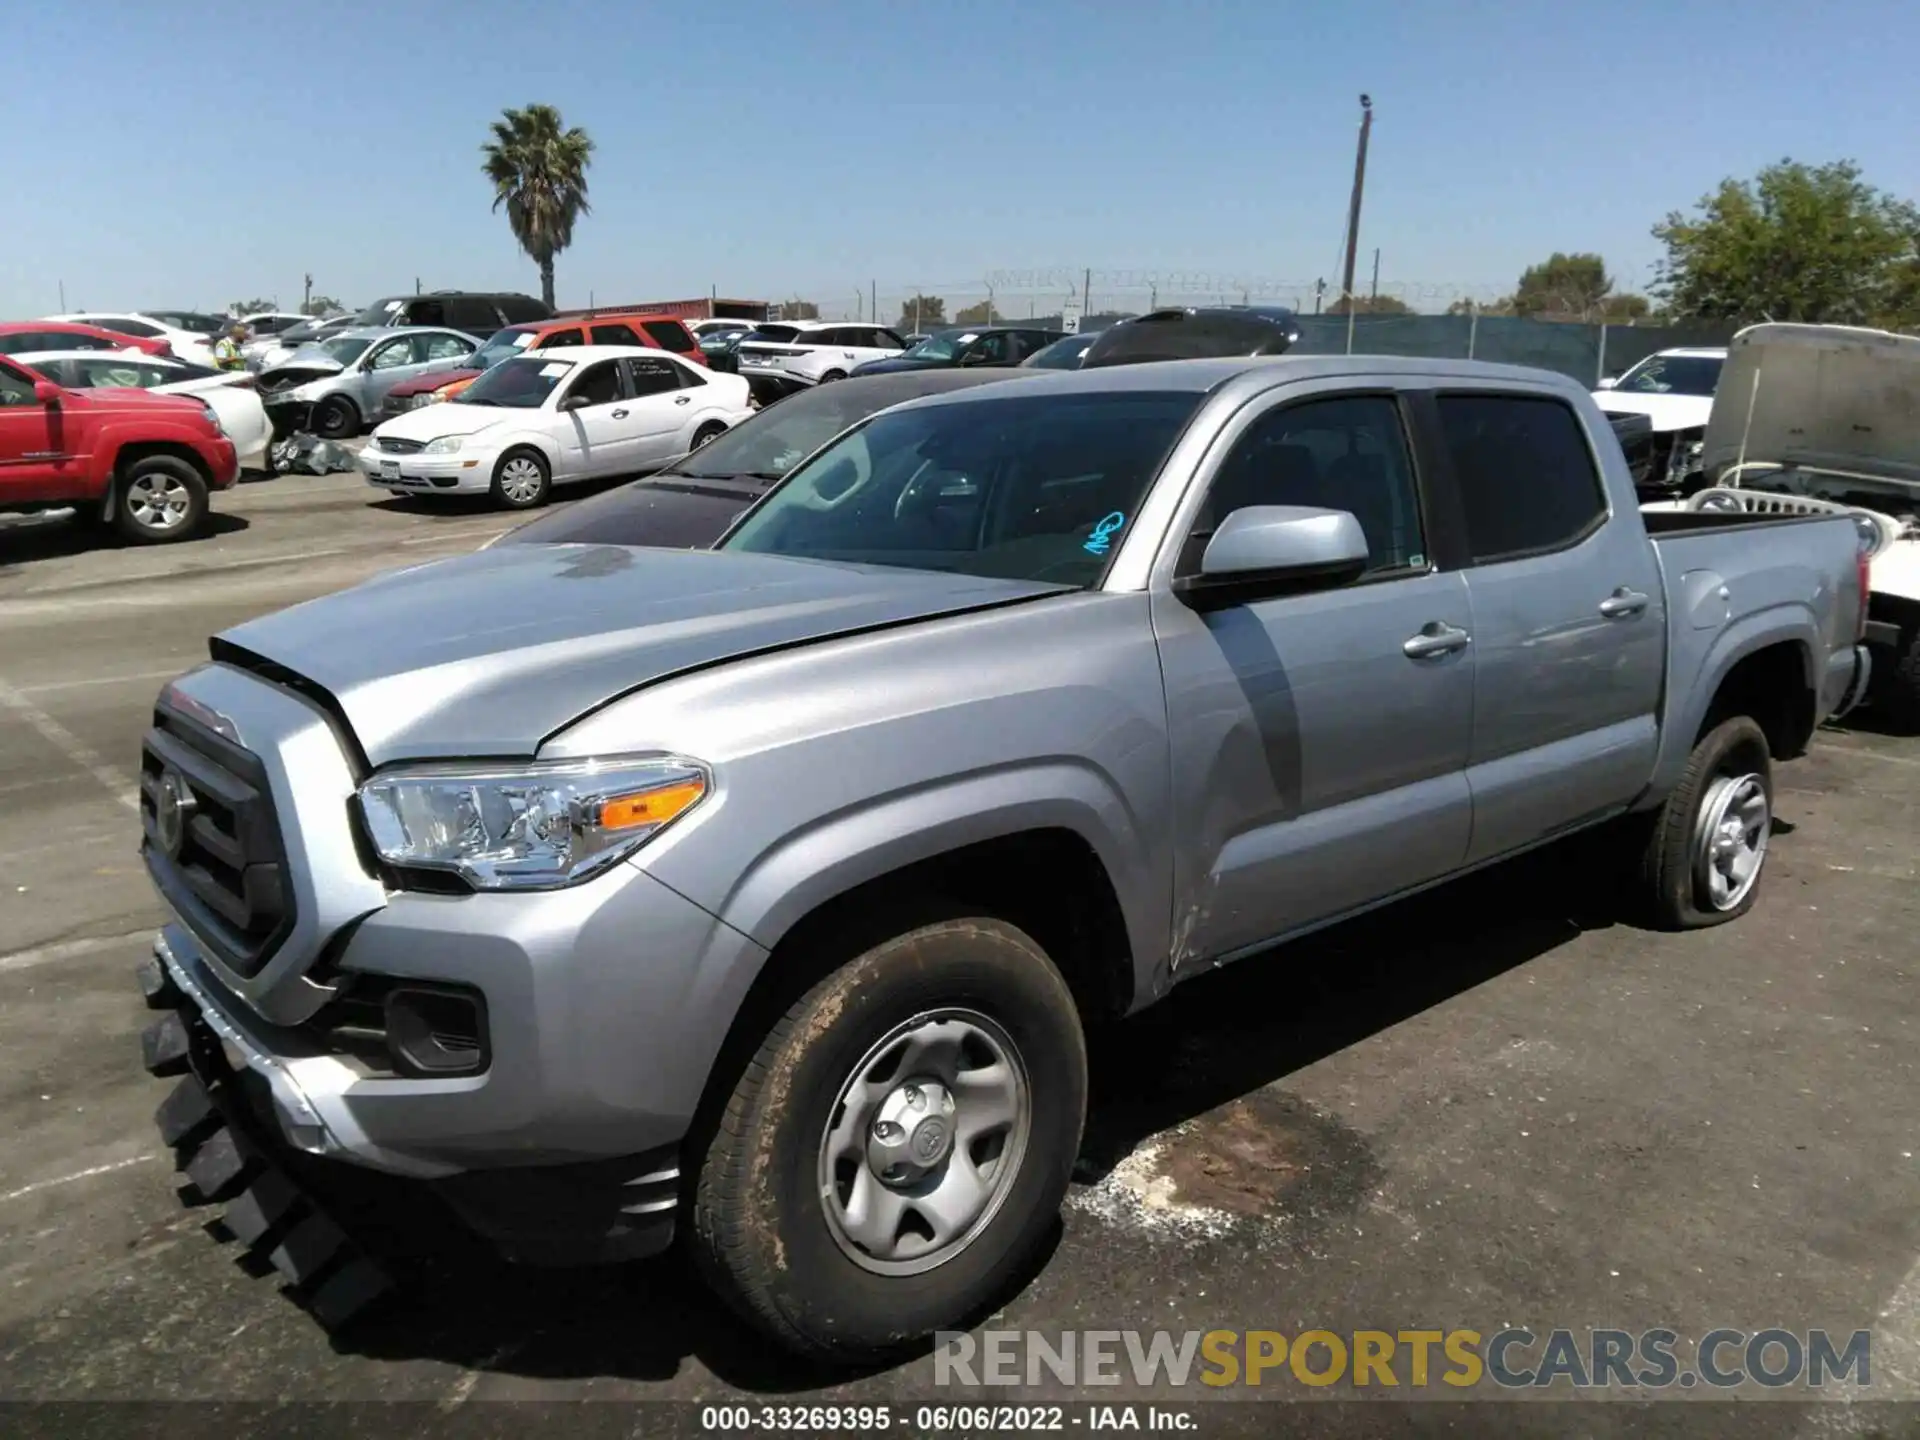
[113,457,209,544]
[691,913,1086,1360]
[1637,715,1773,929]
[692,421,727,449]
[817,370,846,384]
[313,395,359,440]
[1870,618,1920,732]
[490,448,550,510]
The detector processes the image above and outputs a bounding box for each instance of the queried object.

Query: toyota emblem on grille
[154,769,196,857]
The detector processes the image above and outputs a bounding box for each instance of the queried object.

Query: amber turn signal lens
[595,778,706,832]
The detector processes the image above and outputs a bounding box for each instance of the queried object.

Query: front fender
[704,759,1159,967]
[1643,602,1818,803]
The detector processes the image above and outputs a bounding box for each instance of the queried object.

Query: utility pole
[1083,267,1092,324]
[1313,278,1326,314]
[1339,94,1374,308]
[58,280,65,311]
[986,280,994,323]
[1369,248,1380,303]
[870,280,877,328]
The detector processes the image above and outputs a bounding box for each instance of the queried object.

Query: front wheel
[312,395,359,440]
[691,915,1086,1360]
[816,370,846,385]
[489,448,551,509]
[1637,715,1773,929]
[113,458,209,544]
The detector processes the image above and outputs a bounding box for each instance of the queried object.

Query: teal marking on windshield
[1083,512,1127,556]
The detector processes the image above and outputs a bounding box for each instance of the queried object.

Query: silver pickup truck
[137,357,1871,1358]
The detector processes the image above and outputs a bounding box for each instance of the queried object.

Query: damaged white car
[1595,346,1725,493]
[1645,323,1920,724]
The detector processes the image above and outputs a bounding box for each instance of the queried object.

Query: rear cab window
[591,323,643,346]
[1435,395,1608,562]
[641,320,694,351]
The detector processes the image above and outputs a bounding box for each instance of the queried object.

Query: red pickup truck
[0,355,238,544]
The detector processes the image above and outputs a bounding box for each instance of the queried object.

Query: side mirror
[33,379,61,405]
[557,392,590,412]
[1596,376,1618,389]
[1173,505,1370,610]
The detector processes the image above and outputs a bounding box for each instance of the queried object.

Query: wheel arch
[1646,608,1820,803]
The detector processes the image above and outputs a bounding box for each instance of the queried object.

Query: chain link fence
[777,272,1736,386]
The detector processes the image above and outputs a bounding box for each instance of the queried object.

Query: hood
[851,355,948,376]
[1591,391,1713,433]
[388,368,480,398]
[65,386,209,415]
[261,354,343,383]
[1702,323,1920,489]
[493,473,771,550]
[370,401,512,443]
[215,545,1060,763]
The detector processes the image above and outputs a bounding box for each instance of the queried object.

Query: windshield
[719,390,1201,586]
[1613,354,1722,397]
[458,355,573,407]
[904,331,969,362]
[469,328,538,370]
[1024,333,1095,370]
[353,298,407,325]
[316,337,371,366]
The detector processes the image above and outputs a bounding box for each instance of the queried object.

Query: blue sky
[2,0,1914,318]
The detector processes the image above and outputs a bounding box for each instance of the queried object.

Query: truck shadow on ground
[0,511,250,568]
[308,839,1624,1392]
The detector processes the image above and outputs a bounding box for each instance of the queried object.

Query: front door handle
[1403,622,1472,660]
[1599,587,1651,619]
[674,394,692,405]
[611,408,629,419]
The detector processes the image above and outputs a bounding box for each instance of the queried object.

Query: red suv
[0,356,238,544]
[378,313,704,420]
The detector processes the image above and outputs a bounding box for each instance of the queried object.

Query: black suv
[1080,305,1301,368]
[350,291,552,334]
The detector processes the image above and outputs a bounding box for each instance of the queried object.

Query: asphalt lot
[2,464,1919,1435]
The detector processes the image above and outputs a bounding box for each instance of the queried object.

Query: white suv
[734,321,905,395]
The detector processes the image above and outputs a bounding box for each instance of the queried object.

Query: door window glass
[1435,395,1607,562]
[367,338,414,369]
[566,361,624,408]
[1193,394,1426,576]
[592,323,643,346]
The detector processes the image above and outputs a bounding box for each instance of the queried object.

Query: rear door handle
[674,394,691,405]
[1599,587,1650,619]
[611,408,629,419]
[1403,622,1472,659]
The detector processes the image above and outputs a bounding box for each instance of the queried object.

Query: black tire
[1637,715,1773,930]
[313,395,359,440]
[1870,619,1920,732]
[692,421,727,449]
[817,370,846,384]
[112,457,209,545]
[691,914,1086,1361]
[489,447,551,510]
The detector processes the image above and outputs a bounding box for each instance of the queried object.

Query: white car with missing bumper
[733,321,907,397]
[359,345,752,510]
[13,348,274,473]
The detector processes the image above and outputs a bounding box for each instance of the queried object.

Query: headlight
[196,399,226,435]
[423,434,463,454]
[357,756,708,890]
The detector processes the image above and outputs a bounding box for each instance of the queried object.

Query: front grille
[376,436,425,454]
[140,703,293,978]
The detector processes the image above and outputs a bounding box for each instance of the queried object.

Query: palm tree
[481,104,594,309]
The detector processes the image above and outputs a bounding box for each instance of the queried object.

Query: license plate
[379,459,400,475]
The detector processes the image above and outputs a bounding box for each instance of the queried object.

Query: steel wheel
[125,472,194,532]
[817,1008,1030,1277]
[1693,772,1769,911]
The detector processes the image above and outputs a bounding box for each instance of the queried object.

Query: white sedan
[359,345,752,509]
[46,311,224,366]
[13,348,274,473]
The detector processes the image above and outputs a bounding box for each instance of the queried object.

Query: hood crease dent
[213,544,1062,764]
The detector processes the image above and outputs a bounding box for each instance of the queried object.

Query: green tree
[481,103,594,310]
[300,295,343,317]
[1652,159,1920,327]
[1326,294,1413,315]
[778,298,820,320]
[228,297,276,317]
[1512,252,1616,318]
[898,294,947,331]
[953,299,1001,325]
